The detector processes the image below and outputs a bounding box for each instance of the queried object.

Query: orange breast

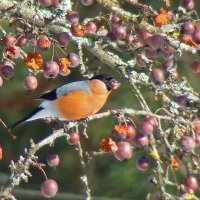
[53,90,109,120]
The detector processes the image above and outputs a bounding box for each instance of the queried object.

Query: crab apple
[5,46,21,59]
[1,65,14,80]
[41,179,58,198]
[86,21,97,33]
[144,117,157,128]
[184,176,198,191]
[136,156,150,171]
[81,0,94,6]
[181,0,195,10]
[99,29,108,36]
[113,142,133,161]
[111,15,120,24]
[0,76,3,87]
[67,53,80,67]
[52,0,59,10]
[126,125,136,140]
[57,32,70,47]
[180,136,196,153]
[135,133,149,148]
[140,121,154,135]
[112,26,126,40]
[135,27,151,43]
[145,35,164,50]
[144,47,158,59]
[66,11,79,24]
[136,55,147,68]
[37,35,51,50]
[191,60,200,73]
[2,34,16,48]
[67,132,80,145]
[176,96,189,106]
[151,68,164,84]
[47,154,60,167]
[39,0,52,7]
[162,59,174,71]
[23,75,38,91]
[16,35,27,46]
[193,29,200,43]
[183,21,194,35]
[43,61,59,79]
[125,34,134,44]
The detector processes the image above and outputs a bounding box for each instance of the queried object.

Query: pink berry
[68,132,80,145]
[151,68,164,84]
[144,117,157,127]
[176,96,189,106]
[99,29,108,36]
[125,34,134,44]
[47,154,60,167]
[162,59,174,71]
[135,27,151,43]
[81,0,94,6]
[17,35,27,46]
[180,136,196,153]
[183,21,194,35]
[111,15,120,24]
[112,26,126,40]
[193,29,200,43]
[136,55,147,68]
[2,34,16,48]
[43,61,59,79]
[39,0,52,7]
[184,176,198,191]
[67,53,80,67]
[86,21,97,33]
[23,75,38,91]
[145,35,164,50]
[191,60,200,73]
[52,0,59,10]
[1,65,14,80]
[136,156,150,171]
[113,142,133,161]
[181,0,195,10]
[144,47,158,59]
[126,125,136,140]
[57,32,70,47]
[0,76,3,87]
[41,179,58,198]
[140,121,154,135]
[135,133,149,148]
[66,11,79,24]
[5,46,21,59]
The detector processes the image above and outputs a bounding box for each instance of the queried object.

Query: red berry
[66,11,79,24]
[23,75,38,91]
[67,53,80,67]
[111,15,120,24]
[184,176,198,191]
[81,0,94,6]
[5,46,21,59]
[86,21,97,33]
[125,34,134,44]
[151,68,164,84]
[162,59,174,71]
[0,76,3,87]
[191,60,200,73]
[183,21,194,35]
[193,29,200,43]
[145,35,164,50]
[180,136,196,153]
[135,133,149,148]
[37,35,51,50]
[52,0,59,10]
[16,35,27,46]
[2,34,16,48]
[126,125,136,140]
[136,55,147,68]
[176,96,189,106]
[43,61,59,79]
[1,65,14,80]
[39,0,52,7]
[144,47,158,59]
[41,179,58,198]
[181,0,195,10]
[47,154,60,167]
[113,142,133,161]
[136,156,150,171]
[135,28,151,43]
[144,117,157,127]
[140,121,154,135]
[68,132,80,145]
[113,26,126,40]
[57,32,70,47]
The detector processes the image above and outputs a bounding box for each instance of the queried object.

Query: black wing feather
[33,89,57,101]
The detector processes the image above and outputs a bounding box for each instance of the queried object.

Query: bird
[8,74,120,131]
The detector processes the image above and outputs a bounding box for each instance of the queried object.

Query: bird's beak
[110,80,120,89]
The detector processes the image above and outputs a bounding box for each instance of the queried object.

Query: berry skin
[113,142,133,161]
[112,26,126,40]
[0,64,14,80]
[144,47,158,59]
[136,156,150,171]
[67,53,80,67]
[162,59,174,71]
[181,0,195,10]
[194,118,200,134]
[47,154,60,167]
[23,75,38,91]
[57,32,70,47]
[144,117,157,127]
[125,34,134,44]
[43,61,59,79]
[66,11,79,24]
[5,46,21,59]
[126,125,136,140]
[193,29,200,44]
[140,121,154,135]
[151,68,164,84]
[17,35,27,46]
[176,96,189,106]
[67,132,80,145]
[81,0,94,6]
[135,133,149,148]
[41,179,58,198]
[180,136,196,153]
[191,60,200,73]
[37,35,51,50]
[2,34,16,48]
[86,21,97,33]
[0,76,3,87]
[111,15,120,24]
[184,176,198,192]
[183,21,194,35]
[145,35,164,50]
[39,0,52,7]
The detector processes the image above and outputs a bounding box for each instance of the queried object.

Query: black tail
[7,107,44,131]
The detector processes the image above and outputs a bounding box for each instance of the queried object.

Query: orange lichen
[154,8,170,27]
[24,52,43,71]
[100,137,118,152]
[170,156,180,170]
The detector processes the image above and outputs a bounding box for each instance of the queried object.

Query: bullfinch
[8,74,120,130]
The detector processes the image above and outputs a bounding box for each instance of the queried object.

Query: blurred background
[0,0,200,199]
